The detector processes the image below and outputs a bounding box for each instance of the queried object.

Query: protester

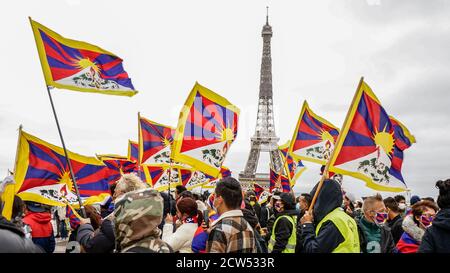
[56,206,68,240]
[259,195,272,229]
[396,200,438,253]
[162,197,202,253]
[357,194,395,253]
[265,191,281,241]
[343,192,356,218]
[300,179,360,253]
[242,199,267,253]
[268,192,297,253]
[191,193,220,253]
[175,185,187,201]
[298,193,312,218]
[0,197,43,253]
[410,195,421,206]
[76,205,114,253]
[246,190,261,221]
[23,201,55,253]
[394,195,407,216]
[77,173,147,253]
[114,187,172,253]
[206,177,256,253]
[418,179,450,253]
[384,197,404,244]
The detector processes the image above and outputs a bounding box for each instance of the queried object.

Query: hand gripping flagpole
[46,86,86,218]
[308,77,364,214]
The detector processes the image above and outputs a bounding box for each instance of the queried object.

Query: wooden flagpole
[308,77,364,214]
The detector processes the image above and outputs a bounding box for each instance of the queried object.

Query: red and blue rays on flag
[172,82,240,177]
[279,141,306,186]
[269,168,290,193]
[220,166,232,178]
[99,156,137,186]
[138,116,175,165]
[253,183,265,201]
[30,18,137,97]
[14,130,111,206]
[329,79,415,192]
[128,140,139,162]
[289,101,339,165]
[66,204,81,230]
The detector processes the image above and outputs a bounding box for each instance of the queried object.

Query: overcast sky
[1,0,449,201]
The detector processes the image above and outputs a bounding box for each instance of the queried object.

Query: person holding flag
[268,192,298,253]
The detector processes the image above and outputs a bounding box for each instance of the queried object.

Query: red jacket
[23,212,53,238]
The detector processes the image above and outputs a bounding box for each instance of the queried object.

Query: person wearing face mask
[383,197,404,244]
[162,197,203,253]
[396,200,438,253]
[357,193,395,253]
[268,192,298,253]
[206,177,256,253]
[419,179,450,253]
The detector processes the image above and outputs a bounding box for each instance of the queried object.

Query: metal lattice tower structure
[239,8,283,190]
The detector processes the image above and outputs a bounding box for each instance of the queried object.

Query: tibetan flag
[66,204,82,230]
[29,18,137,97]
[289,101,339,165]
[127,140,139,162]
[184,170,215,190]
[139,116,175,165]
[270,168,290,193]
[328,79,416,192]
[98,155,137,186]
[13,130,111,207]
[201,166,231,189]
[279,141,306,186]
[254,182,270,204]
[171,82,240,177]
[141,164,185,191]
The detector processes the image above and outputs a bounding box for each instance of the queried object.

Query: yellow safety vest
[268,215,297,253]
[315,207,360,253]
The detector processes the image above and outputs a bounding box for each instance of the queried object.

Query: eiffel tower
[239,8,283,190]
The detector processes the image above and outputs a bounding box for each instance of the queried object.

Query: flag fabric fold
[30,18,137,97]
[328,79,415,192]
[171,82,240,177]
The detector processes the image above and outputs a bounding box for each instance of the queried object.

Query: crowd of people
[1,174,450,253]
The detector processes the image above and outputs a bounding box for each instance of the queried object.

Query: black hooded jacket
[301,179,346,253]
[418,208,450,253]
[0,216,43,253]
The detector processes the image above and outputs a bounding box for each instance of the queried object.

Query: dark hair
[12,195,25,219]
[179,190,194,199]
[422,197,435,203]
[411,200,439,226]
[215,177,242,209]
[84,205,102,230]
[176,197,203,226]
[383,197,400,213]
[394,195,406,203]
[436,179,450,209]
[109,183,117,196]
[300,193,313,208]
[192,193,200,201]
[176,185,187,195]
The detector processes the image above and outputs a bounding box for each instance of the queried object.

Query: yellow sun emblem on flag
[220,128,235,143]
[59,171,75,192]
[320,130,334,144]
[76,58,100,73]
[162,137,172,147]
[373,128,395,155]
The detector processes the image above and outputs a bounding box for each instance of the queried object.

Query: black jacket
[418,208,450,253]
[357,219,395,253]
[301,179,346,253]
[0,216,42,253]
[76,219,115,253]
[260,204,272,229]
[386,214,403,244]
[270,209,298,253]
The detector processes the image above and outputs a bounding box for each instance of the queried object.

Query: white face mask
[398,203,406,210]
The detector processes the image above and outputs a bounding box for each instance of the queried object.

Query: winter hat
[25,201,46,213]
[410,195,421,206]
[279,192,296,210]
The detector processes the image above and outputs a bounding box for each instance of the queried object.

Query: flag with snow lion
[139,117,175,165]
[328,79,416,192]
[29,18,137,96]
[171,82,240,177]
[13,130,111,207]
[289,101,339,165]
